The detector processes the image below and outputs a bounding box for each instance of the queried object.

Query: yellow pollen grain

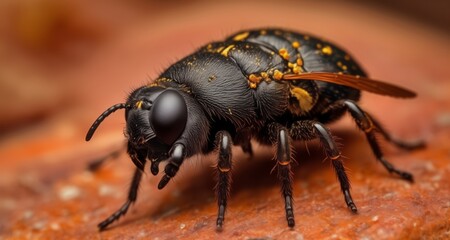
[261,72,268,79]
[220,45,235,57]
[342,65,348,70]
[337,61,343,67]
[316,43,322,49]
[278,48,290,60]
[216,46,224,53]
[249,82,257,89]
[233,32,249,41]
[293,65,301,74]
[321,45,333,55]
[135,100,143,109]
[296,58,303,66]
[288,62,295,68]
[292,41,300,48]
[290,87,313,112]
[273,70,283,80]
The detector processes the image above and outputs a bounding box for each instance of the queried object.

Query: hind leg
[334,100,419,182]
[369,116,425,150]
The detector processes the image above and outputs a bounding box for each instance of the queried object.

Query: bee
[86,28,424,231]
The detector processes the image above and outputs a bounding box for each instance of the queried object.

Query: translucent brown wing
[282,72,416,98]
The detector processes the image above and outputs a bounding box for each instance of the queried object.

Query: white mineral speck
[372,215,379,222]
[137,230,147,237]
[50,222,60,230]
[23,210,34,219]
[32,221,46,230]
[59,185,81,200]
[180,223,186,229]
[98,184,117,197]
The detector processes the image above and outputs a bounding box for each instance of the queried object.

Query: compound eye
[150,90,187,145]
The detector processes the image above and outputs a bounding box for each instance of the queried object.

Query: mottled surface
[0,1,449,239]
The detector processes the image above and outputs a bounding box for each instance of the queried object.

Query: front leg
[157,144,186,189]
[97,144,147,231]
[215,131,233,230]
[98,168,143,231]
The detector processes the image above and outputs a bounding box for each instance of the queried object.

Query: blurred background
[0,0,449,239]
[0,0,448,134]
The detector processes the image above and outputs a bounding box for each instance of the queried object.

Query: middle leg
[266,123,295,227]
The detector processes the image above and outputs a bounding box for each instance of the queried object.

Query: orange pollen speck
[273,70,284,80]
[278,48,290,60]
[296,58,303,66]
[249,82,257,89]
[248,74,262,83]
[292,41,300,48]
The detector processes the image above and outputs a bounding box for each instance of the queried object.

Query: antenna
[85,103,129,141]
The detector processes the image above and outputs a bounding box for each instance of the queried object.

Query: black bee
[86,28,424,231]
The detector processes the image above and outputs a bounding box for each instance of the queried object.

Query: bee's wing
[282,72,416,98]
